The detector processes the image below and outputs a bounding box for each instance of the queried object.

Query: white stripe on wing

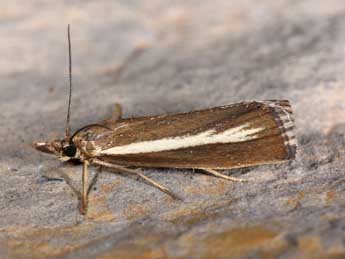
[101,123,264,155]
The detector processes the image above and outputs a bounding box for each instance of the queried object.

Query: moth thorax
[85,141,101,157]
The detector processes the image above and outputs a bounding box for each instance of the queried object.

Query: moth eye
[62,144,77,157]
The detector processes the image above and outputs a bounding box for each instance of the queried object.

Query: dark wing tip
[263,100,297,160]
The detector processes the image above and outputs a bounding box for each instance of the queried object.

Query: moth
[35,26,297,214]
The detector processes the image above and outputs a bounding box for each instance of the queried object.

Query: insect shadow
[51,162,101,214]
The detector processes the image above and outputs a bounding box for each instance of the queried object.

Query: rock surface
[1,1,345,258]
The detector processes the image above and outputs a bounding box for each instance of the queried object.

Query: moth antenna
[65,24,73,138]
[71,124,112,142]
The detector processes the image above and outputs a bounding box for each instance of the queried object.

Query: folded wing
[87,100,296,169]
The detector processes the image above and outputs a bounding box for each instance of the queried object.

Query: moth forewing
[76,100,296,169]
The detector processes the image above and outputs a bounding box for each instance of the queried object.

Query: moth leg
[111,103,122,121]
[81,161,89,214]
[202,168,248,182]
[104,103,122,123]
[92,159,181,200]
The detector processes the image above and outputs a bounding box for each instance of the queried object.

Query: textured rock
[1,1,345,258]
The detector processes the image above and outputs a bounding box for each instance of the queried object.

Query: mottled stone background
[1,1,345,258]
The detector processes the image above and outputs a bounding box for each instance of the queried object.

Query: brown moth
[35,26,297,214]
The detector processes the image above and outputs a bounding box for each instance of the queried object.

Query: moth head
[35,139,79,161]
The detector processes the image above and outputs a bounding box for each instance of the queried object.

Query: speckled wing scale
[78,100,296,169]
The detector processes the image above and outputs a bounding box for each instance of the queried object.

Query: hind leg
[201,168,248,182]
